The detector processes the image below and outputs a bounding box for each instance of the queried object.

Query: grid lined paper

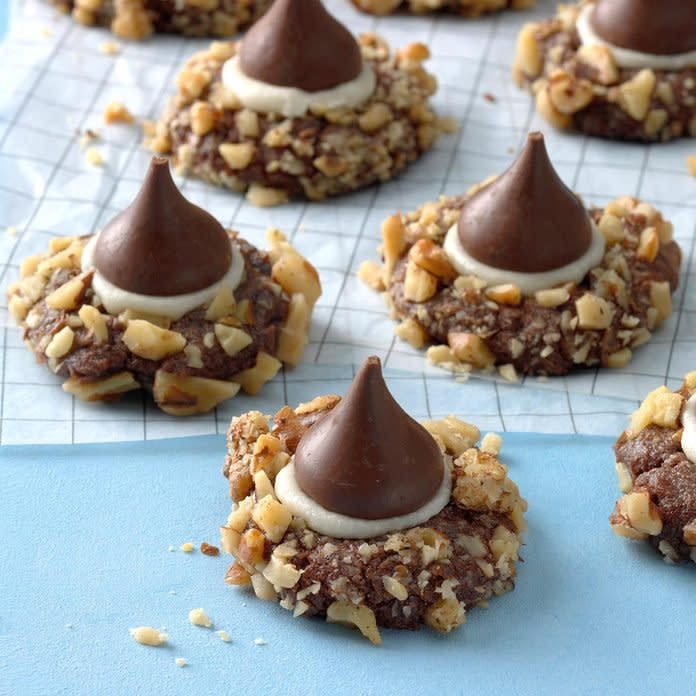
[0,0,693,444]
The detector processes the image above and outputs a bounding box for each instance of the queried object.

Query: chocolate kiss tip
[294,356,444,521]
[456,131,592,274]
[93,157,232,297]
[239,0,363,92]
[591,0,696,55]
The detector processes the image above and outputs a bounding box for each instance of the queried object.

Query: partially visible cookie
[351,0,534,16]
[6,158,320,415]
[221,357,527,643]
[360,132,681,378]
[48,0,271,40]
[513,1,696,142]
[150,0,446,206]
[610,373,696,564]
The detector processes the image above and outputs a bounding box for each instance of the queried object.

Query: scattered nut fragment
[153,371,240,416]
[99,41,121,55]
[200,542,220,556]
[613,68,656,121]
[188,608,213,628]
[63,371,139,402]
[357,260,385,291]
[216,630,231,642]
[180,542,195,553]
[253,637,267,646]
[129,627,168,646]
[687,156,696,178]
[104,101,135,124]
[45,326,75,359]
[215,324,253,357]
[85,147,103,167]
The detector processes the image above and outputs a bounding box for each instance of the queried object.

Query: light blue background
[1,433,693,696]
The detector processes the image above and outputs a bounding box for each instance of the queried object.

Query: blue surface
[1,433,694,696]
[0,1,7,39]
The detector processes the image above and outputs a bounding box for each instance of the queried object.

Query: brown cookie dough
[352,0,534,16]
[512,2,696,142]
[359,191,681,378]
[48,0,271,40]
[148,37,448,207]
[221,399,526,642]
[6,228,320,415]
[610,373,696,563]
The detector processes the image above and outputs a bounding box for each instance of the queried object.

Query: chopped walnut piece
[122,320,186,360]
[63,371,140,402]
[235,352,282,395]
[188,608,213,628]
[326,601,381,645]
[448,332,495,368]
[575,293,613,330]
[252,495,292,543]
[200,542,220,556]
[153,371,240,416]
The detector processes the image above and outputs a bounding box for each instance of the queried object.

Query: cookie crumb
[85,147,103,167]
[168,546,176,552]
[215,630,231,642]
[174,657,188,668]
[253,637,267,646]
[200,542,220,556]
[483,92,497,103]
[687,155,696,177]
[6,226,17,236]
[180,542,194,553]
[104,101,135,124]
[188,608,212,628]
[99,41,121,55]
[129,626,168,646]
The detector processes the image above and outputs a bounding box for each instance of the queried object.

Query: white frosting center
[221,56,377,118]
[681,394,696,465]
[576,4,696,70]
[443,220,605,296]
[274,457,453,539]
[81,234,245,320]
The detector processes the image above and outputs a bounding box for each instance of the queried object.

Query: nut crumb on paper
[180,542,194,553]
[100,41,121,55]
[85,147,103,167]
[104,101,135,124]
[129,626,168,646]
[175,657,188,668]
[254,637,267,646]
[688,156,696,177]
[188,608,212,628]
[6,226,17,236]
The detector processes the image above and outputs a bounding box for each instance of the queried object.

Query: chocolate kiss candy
[94,157,232,296]
[239,0,363,92]
[457,132,592,273]
[294,356,444,520]
[591,0,696,55]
